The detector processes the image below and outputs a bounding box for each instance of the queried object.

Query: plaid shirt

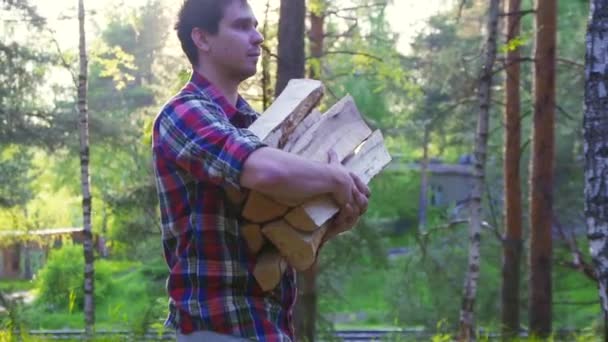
[152,71,296,341]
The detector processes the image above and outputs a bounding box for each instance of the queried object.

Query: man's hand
[322,150,371,243]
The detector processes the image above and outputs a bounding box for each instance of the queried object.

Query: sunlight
[33,0,452,53]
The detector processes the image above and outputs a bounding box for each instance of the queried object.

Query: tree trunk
[274,0,306,96]
[419,125,430,232]
[292,5,327,342]
[261,0,272,110]
[529,0,556,337]
[78,0,95,336]
[584,0,608,339]
[501,0,523,338]
[458,0,500,340]
[308,8,324,79]
[275,0,308,339]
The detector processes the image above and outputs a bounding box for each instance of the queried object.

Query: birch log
[248,79,323,148]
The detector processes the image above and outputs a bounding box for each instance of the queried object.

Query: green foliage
[366,171,420,222]
[35,245,113,311]
[0,145,34,208]
[23,255,166,330]
[0,0,599,336]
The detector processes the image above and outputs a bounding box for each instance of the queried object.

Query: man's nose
[252,29,264,45]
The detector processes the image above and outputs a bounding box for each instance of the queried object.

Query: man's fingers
[350,172,371,198]
[356,191,368,215]
[328,149,339,164]
[336,203,353,225]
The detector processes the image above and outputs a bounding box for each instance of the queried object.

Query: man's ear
[191,27,211,53]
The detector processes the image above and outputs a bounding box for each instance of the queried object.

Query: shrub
[35,244,112,311]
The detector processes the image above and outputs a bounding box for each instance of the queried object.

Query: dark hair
[175,0,242,66]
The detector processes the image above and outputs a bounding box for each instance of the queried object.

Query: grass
[0,279,36,293]
[3,234,603,340]
[13,258,167,331]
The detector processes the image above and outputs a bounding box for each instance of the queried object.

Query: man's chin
[237,67,258,82]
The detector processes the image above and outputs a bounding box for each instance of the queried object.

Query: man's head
[175,0,263,82]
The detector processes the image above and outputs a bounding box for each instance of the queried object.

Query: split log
[248,79,323,149]
[288,95,373,162]
[242,223,265,255]
[261,219,329,271]
[242,191,289,223]
[242,80,323,221]
[279,96,374,232]
[283,109,323,152]
[253,246,289,292]
[285,130,391,232]
[225,187,247,206]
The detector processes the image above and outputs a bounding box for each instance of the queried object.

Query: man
[152,1,370,341]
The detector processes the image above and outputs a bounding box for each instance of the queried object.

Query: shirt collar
[184,71,256,119]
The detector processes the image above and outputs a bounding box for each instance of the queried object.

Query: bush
[35,244,112,311]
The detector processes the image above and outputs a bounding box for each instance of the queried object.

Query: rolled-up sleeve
[154,97,266,190]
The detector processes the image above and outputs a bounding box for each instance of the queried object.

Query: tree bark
[291,7,327,341]
[458,0,500,340]
[261,0,272,110]
[308,8,324,79]
[501,0,523,339]
[529,0,556,337]
[78,0,95,336]
[584,0,608,339]
[274,0,306,97]
[275,0,308,339]
[419,125,430,232]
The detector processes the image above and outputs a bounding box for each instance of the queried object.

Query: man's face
[204,1,263,81]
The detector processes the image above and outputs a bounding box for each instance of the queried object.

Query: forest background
[0,0,598,340]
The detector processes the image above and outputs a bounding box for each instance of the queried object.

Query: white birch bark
[78,0,95,336]
[458,0,501,340]
[584,0,608,338]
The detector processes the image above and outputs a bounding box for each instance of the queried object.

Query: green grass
[16,258,167,331]
[0,279,36,292]
[7,233,603,338]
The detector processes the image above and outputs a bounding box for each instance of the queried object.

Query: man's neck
[194,64,239,106]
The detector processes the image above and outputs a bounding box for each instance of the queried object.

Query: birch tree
[584,0,608,339]
[78,0,95,335]
[458,0,501,339]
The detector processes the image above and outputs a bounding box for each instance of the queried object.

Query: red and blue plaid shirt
[152,71,296,341]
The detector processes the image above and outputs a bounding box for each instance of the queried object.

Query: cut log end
[284,206,318,232]
[242,192,289,224]
[262,219,328,271]
[253,247,288,291]
[242,224,264,255]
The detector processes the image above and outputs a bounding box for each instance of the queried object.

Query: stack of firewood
[229,79,392,291]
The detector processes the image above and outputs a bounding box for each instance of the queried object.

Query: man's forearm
[240,147,338,202]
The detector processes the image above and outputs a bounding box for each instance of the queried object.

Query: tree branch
[554,215,597,282]
[309,50,383,61]
[499,10,536,17]
[48,28,78,86]
[324,2,387,16]
[261,44,279,60]
[557,57,584,69]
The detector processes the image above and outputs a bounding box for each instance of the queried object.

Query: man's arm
[240,147,343,202]
[240,147,370,214]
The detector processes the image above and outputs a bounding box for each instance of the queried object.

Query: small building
[0,228,103,280]
[387,155,476,208]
